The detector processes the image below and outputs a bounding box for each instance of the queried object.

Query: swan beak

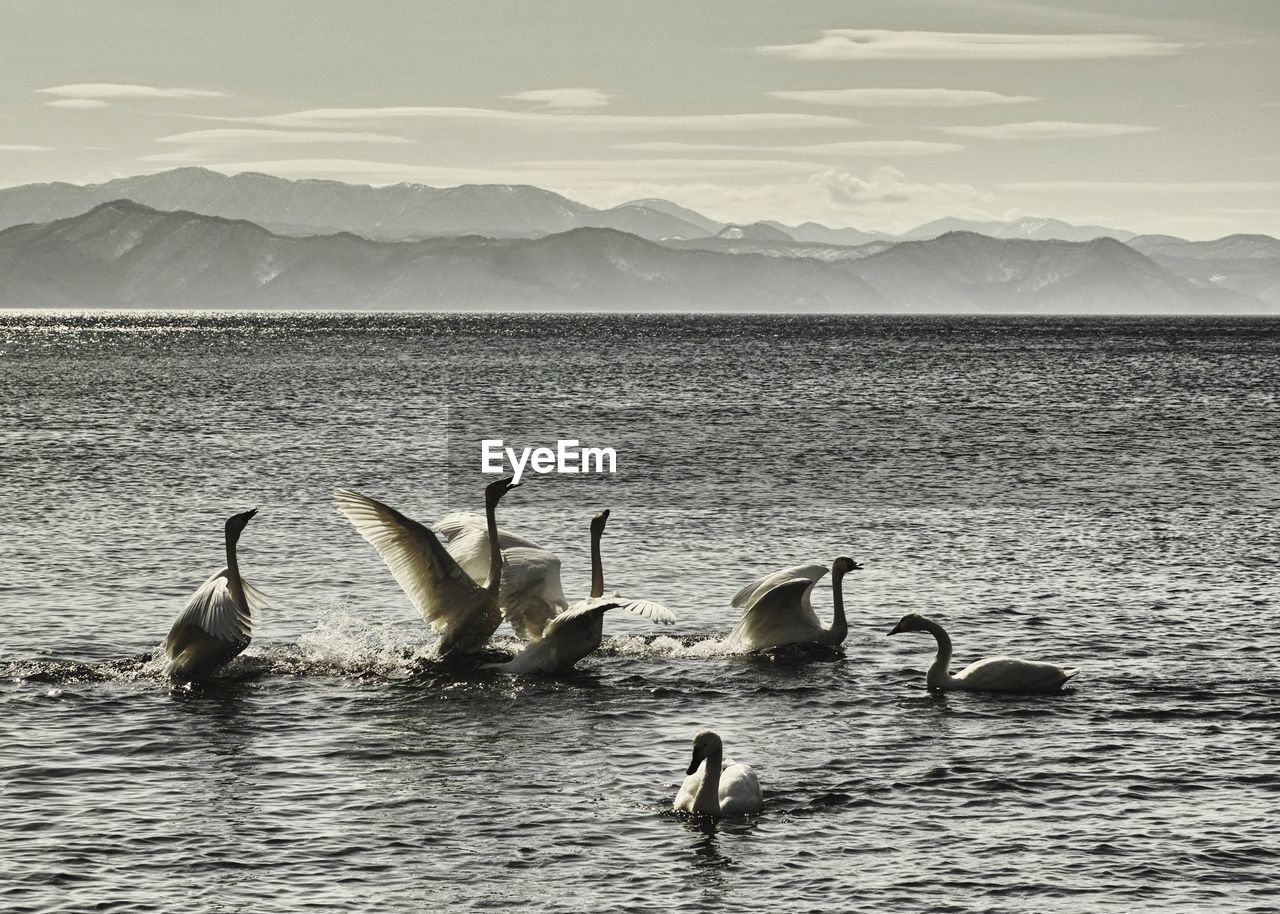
[888,621,904,636]
[686,747,705,776]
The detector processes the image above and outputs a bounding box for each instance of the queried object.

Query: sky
[1,0,1277,238]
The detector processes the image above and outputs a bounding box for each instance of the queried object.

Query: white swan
[498,509,674,674]
[433,511,568,640]
[888,613,1079,693]
[334,477,519,656]
[673,730,763,818]
[725,556,861,652]
[164,509,269,680]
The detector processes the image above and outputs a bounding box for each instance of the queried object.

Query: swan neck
[589,525,605,599]
[224,525,241,578]
[826,568,848,645]
[693,749,724,816]
[923,619,953,688]
[485,495,502,597]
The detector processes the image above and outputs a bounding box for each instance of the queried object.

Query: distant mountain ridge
[0,167,1148,245]
[0,198,1262,313]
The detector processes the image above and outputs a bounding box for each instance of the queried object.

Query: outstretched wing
[725,577,825,652]
[165,567,267,650]
[499,546,569,640]
[546,594,676,632]
[334,489,489,633]
[731,563,828,614]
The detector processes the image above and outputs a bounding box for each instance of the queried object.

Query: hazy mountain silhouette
[0,200,1262,313]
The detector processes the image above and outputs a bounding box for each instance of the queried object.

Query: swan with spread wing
[432,511,567,641]
[334,477,519,656]
[164,509,268,680]
[725,556,861,652]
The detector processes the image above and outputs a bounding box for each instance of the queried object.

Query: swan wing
[435,512,541,549]
[334,489,490,633]
[165,567,263,649]
[954,656,1079,693]
[726,577,825,652]
[730,563,828,611]
[499,546,569,640]
[551,594,676,628]
[718,762,764,817]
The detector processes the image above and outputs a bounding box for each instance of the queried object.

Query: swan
[334,477,519,656]
[673,730,763,818]
[433,512,568,640]
[498,509,674,674]
[888,613,1079,693]
[164,509,269,680]
[725,556,862,652]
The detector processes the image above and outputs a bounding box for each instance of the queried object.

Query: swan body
[434,512,568,640]
[889,613,1079,693]
[164,509,267,679]
[498,510,674,674]
[335,477,519,656]
[674,730,763,818]
[726,557,861,652]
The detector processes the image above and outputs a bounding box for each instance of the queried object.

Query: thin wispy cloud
[202,106,859,131]
[503,88,611,110]
[939,121,1156,139]
[616,140,965,156]
[156,128,416,145]
[38,83,229,100]
[0,144,55,152]
[1002,181,1280,193]
[758,30,1184,61]
[768,88,1037,107]
[44,99,110,110]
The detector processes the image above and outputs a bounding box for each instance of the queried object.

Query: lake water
[1,311,1278,913]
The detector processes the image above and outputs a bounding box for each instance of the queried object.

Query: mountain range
[0,167,1140,245]
[0,198,1265,313]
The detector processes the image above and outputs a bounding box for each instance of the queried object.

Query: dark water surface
[1,311,1278,913]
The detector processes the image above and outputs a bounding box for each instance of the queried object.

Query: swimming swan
[673,730,763,818]
[434,512,568,640]
[164,509,268,679]
[334,477,519,656]
[498,509,674,674]
[888,613,1079,693]
[725,556,861,652]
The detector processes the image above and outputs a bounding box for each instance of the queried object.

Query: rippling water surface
[1,311,1277,913]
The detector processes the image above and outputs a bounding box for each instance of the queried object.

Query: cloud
[503,87,610,110]
[939,121,1157,139]
[0,144,55,152]
[1001,181,1280,193]
[45,99,110,110]
[200,106,859,131]
[615,140,965,156]
[38,83,229,100]
[758,30,1183,61]
[813,166,988,209]
[156,128,416,145]
[768,88,1037,107]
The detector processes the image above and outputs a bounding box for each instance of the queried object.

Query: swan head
[225,508,258,537]
[687,729,724,775]
[832,556,862,577]
[888,613,929,636]
[590,509,611,536]
[484,475,519,507]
